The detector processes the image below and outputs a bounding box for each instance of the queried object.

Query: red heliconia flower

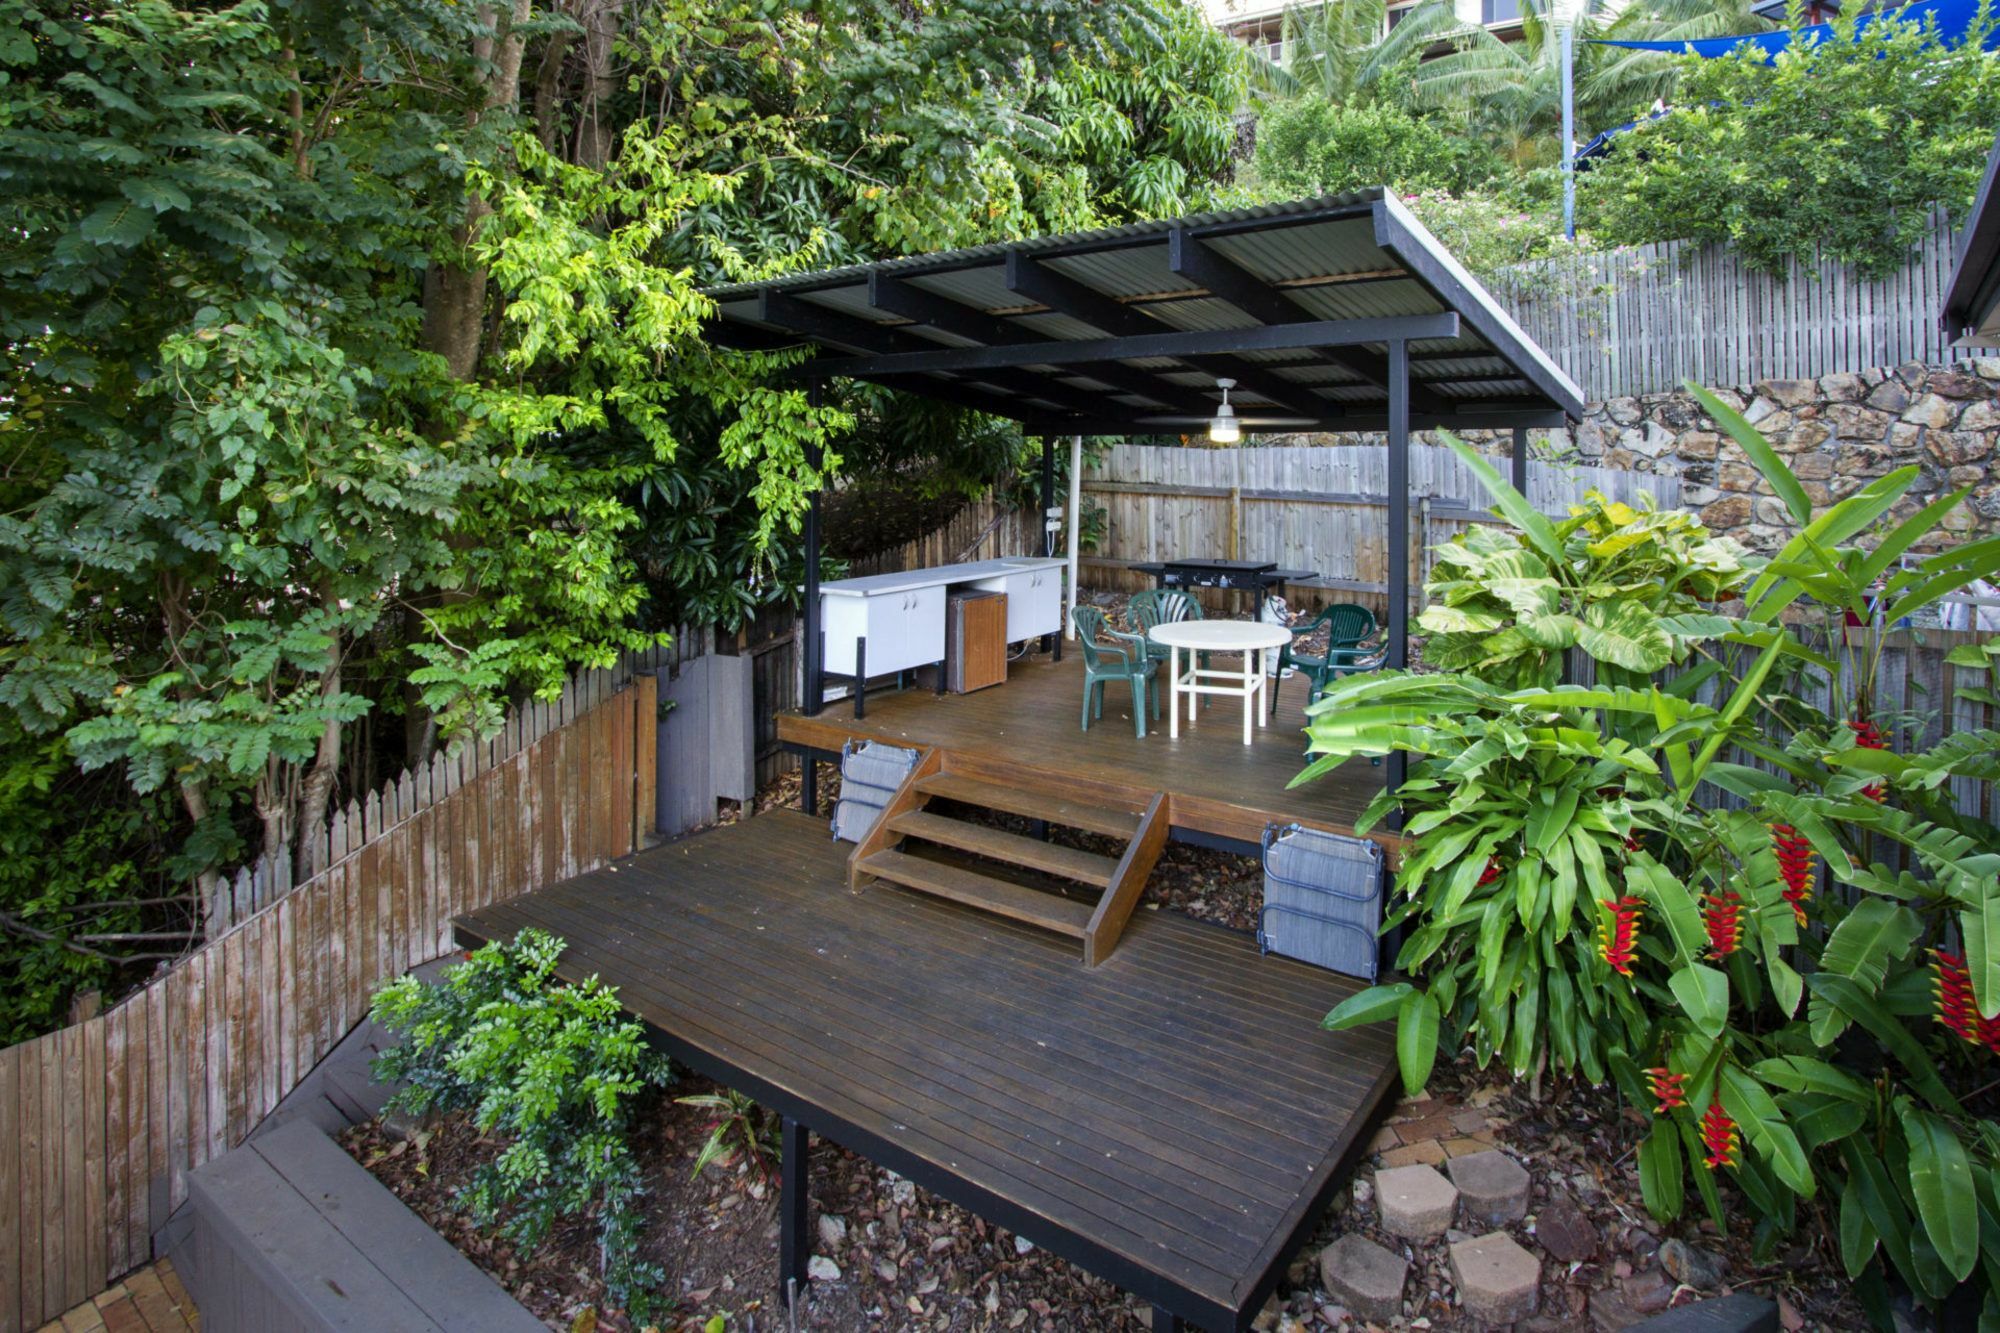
[1846,718,1887,801]
[1623,832,1642,854]
[1598,896,1644,976]
[1645,1067,1687,1115]
[1771,823,1815,926]
[1936,949,1987,1049]
[1477,856,1505,888]
[1702,890,1744,957]
[1700,1100,1741,1170]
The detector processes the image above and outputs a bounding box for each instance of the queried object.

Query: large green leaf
[1964,878,2000,1022]
[1438,431,1566,563]
[1395,988,1440,1097]
[1902,1106,1979,1283]
[1669,964,1729,1038]
[1323,982,1412,1031]
[1840,1175,1880,1279]
[1806,974,1961,1113]
[1685,382,1811,525]
[1628,855,1704,967]
[1637,1118,1685,1221]
[1720,1065,1813,1196]
[1807,899,1922,1045]
[1576,599,1674,673]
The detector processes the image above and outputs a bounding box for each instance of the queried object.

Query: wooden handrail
[1083,791,1170,967]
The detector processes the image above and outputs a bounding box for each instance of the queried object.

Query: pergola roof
[702,188,1585,436]
[1945,133,2000,348]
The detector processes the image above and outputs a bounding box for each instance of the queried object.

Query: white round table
[1147,621,1291,745]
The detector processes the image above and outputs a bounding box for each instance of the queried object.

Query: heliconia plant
[1307,384,2000,1326]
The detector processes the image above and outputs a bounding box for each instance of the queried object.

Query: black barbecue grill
[1132,559,1317,594]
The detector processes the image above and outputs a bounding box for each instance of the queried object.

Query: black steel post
[1511,425,1529,495]
[853,635,866,720]
[1385,341,1411,814]
[803,381,825,717]
[801,754,817,816]
[1151,1307,1185,1332]
[779,1115,810,1303]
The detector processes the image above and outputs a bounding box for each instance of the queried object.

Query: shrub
[370,929,672,1318]
[1251,99,1481,199]
[1578,7,2000,276]
[1304,393,2000,1322]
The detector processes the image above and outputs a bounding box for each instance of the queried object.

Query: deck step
[857,850,1095,937]
[886,811,1120,887]
[914,773,1142,840]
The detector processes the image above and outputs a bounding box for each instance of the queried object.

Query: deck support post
[779,1115,811,1302]
[1384,341,1410,823]
[1151,1306,1185,1332]
[803,380,826,718]
[801,754,817,816]
[1511,425,1529,495]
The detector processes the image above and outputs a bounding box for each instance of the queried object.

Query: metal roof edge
[1944,134,2000,336]
[700,190,1388,304]
[1369,193,1586,420]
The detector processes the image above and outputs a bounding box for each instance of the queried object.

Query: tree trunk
[574,0,621,168]
[296,620,345,881]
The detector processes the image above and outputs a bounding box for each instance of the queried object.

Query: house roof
[1945,133,2000,348]
[701,189,1584,436]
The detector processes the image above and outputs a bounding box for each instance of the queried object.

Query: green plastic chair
[1073,606,1159,738]
[1278,602,1381,713]
[1125,588,1209,707]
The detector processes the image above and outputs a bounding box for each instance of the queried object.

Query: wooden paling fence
[1081,442,1681,614]
[847,494,1048,578]
[1492,212,1974,401]
[0,664,659,1333]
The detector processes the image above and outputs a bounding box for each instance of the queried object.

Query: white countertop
[819,557,1065,598]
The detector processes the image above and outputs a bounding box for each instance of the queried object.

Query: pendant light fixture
[1208,377,1240,444]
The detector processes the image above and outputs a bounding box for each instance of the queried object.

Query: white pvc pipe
[1064,433,1082,638]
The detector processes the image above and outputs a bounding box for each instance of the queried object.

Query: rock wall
[1552,359,2000,553]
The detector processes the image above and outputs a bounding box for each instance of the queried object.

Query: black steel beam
[1168,229,1452,417]
[805,310,1460,381]
[758,292,1098,416]
[865,273,1212,414]
[1003,252,1329,417]
[1016,406,1567,436]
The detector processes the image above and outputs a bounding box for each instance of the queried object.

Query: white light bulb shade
[1209,401,1240,444]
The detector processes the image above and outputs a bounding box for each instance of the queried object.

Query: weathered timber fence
[1492,213,1972,400]
[1081,442,1681,615]
[847,494,1047,577]
[0,664,659,1333]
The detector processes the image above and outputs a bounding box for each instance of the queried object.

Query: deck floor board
[456,810,1398,1329]
[776,650,1389,850]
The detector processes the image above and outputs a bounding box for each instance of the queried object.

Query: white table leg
[1241,649,1254,745]
[1257,647,1269,729]
[1168,644,1180,740]
[1185,651,1197,729]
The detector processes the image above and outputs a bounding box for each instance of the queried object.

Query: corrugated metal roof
[702,188,1584,431]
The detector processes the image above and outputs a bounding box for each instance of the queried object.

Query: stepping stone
[1318,1234,1408,1324]
[1448,1148,1532,1227]
[1450,1231,1542,1324]
[1376,1163,1459,1241]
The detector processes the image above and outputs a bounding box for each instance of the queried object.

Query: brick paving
[38,1258,198,1333]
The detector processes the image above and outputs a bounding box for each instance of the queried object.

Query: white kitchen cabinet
[822,584,945,677]
[817,556,1065,682]
[970,567,1063,643]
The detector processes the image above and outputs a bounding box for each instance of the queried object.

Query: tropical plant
[1251,100,1490,200]
[1252,0,1463,106]
[1305,386,2000,1321]
[371,928,673,1318]
[677,1088,783,1185]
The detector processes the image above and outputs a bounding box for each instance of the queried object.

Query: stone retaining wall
[1551,359,2000,552]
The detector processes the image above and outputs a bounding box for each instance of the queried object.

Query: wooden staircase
[847,752,1169,965]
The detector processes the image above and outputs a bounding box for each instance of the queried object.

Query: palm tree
[1251,0,1466,106]
[1584,0,1775,117]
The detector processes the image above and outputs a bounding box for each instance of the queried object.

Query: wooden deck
[454,811,1400,1332]
[776,649,1389,853]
